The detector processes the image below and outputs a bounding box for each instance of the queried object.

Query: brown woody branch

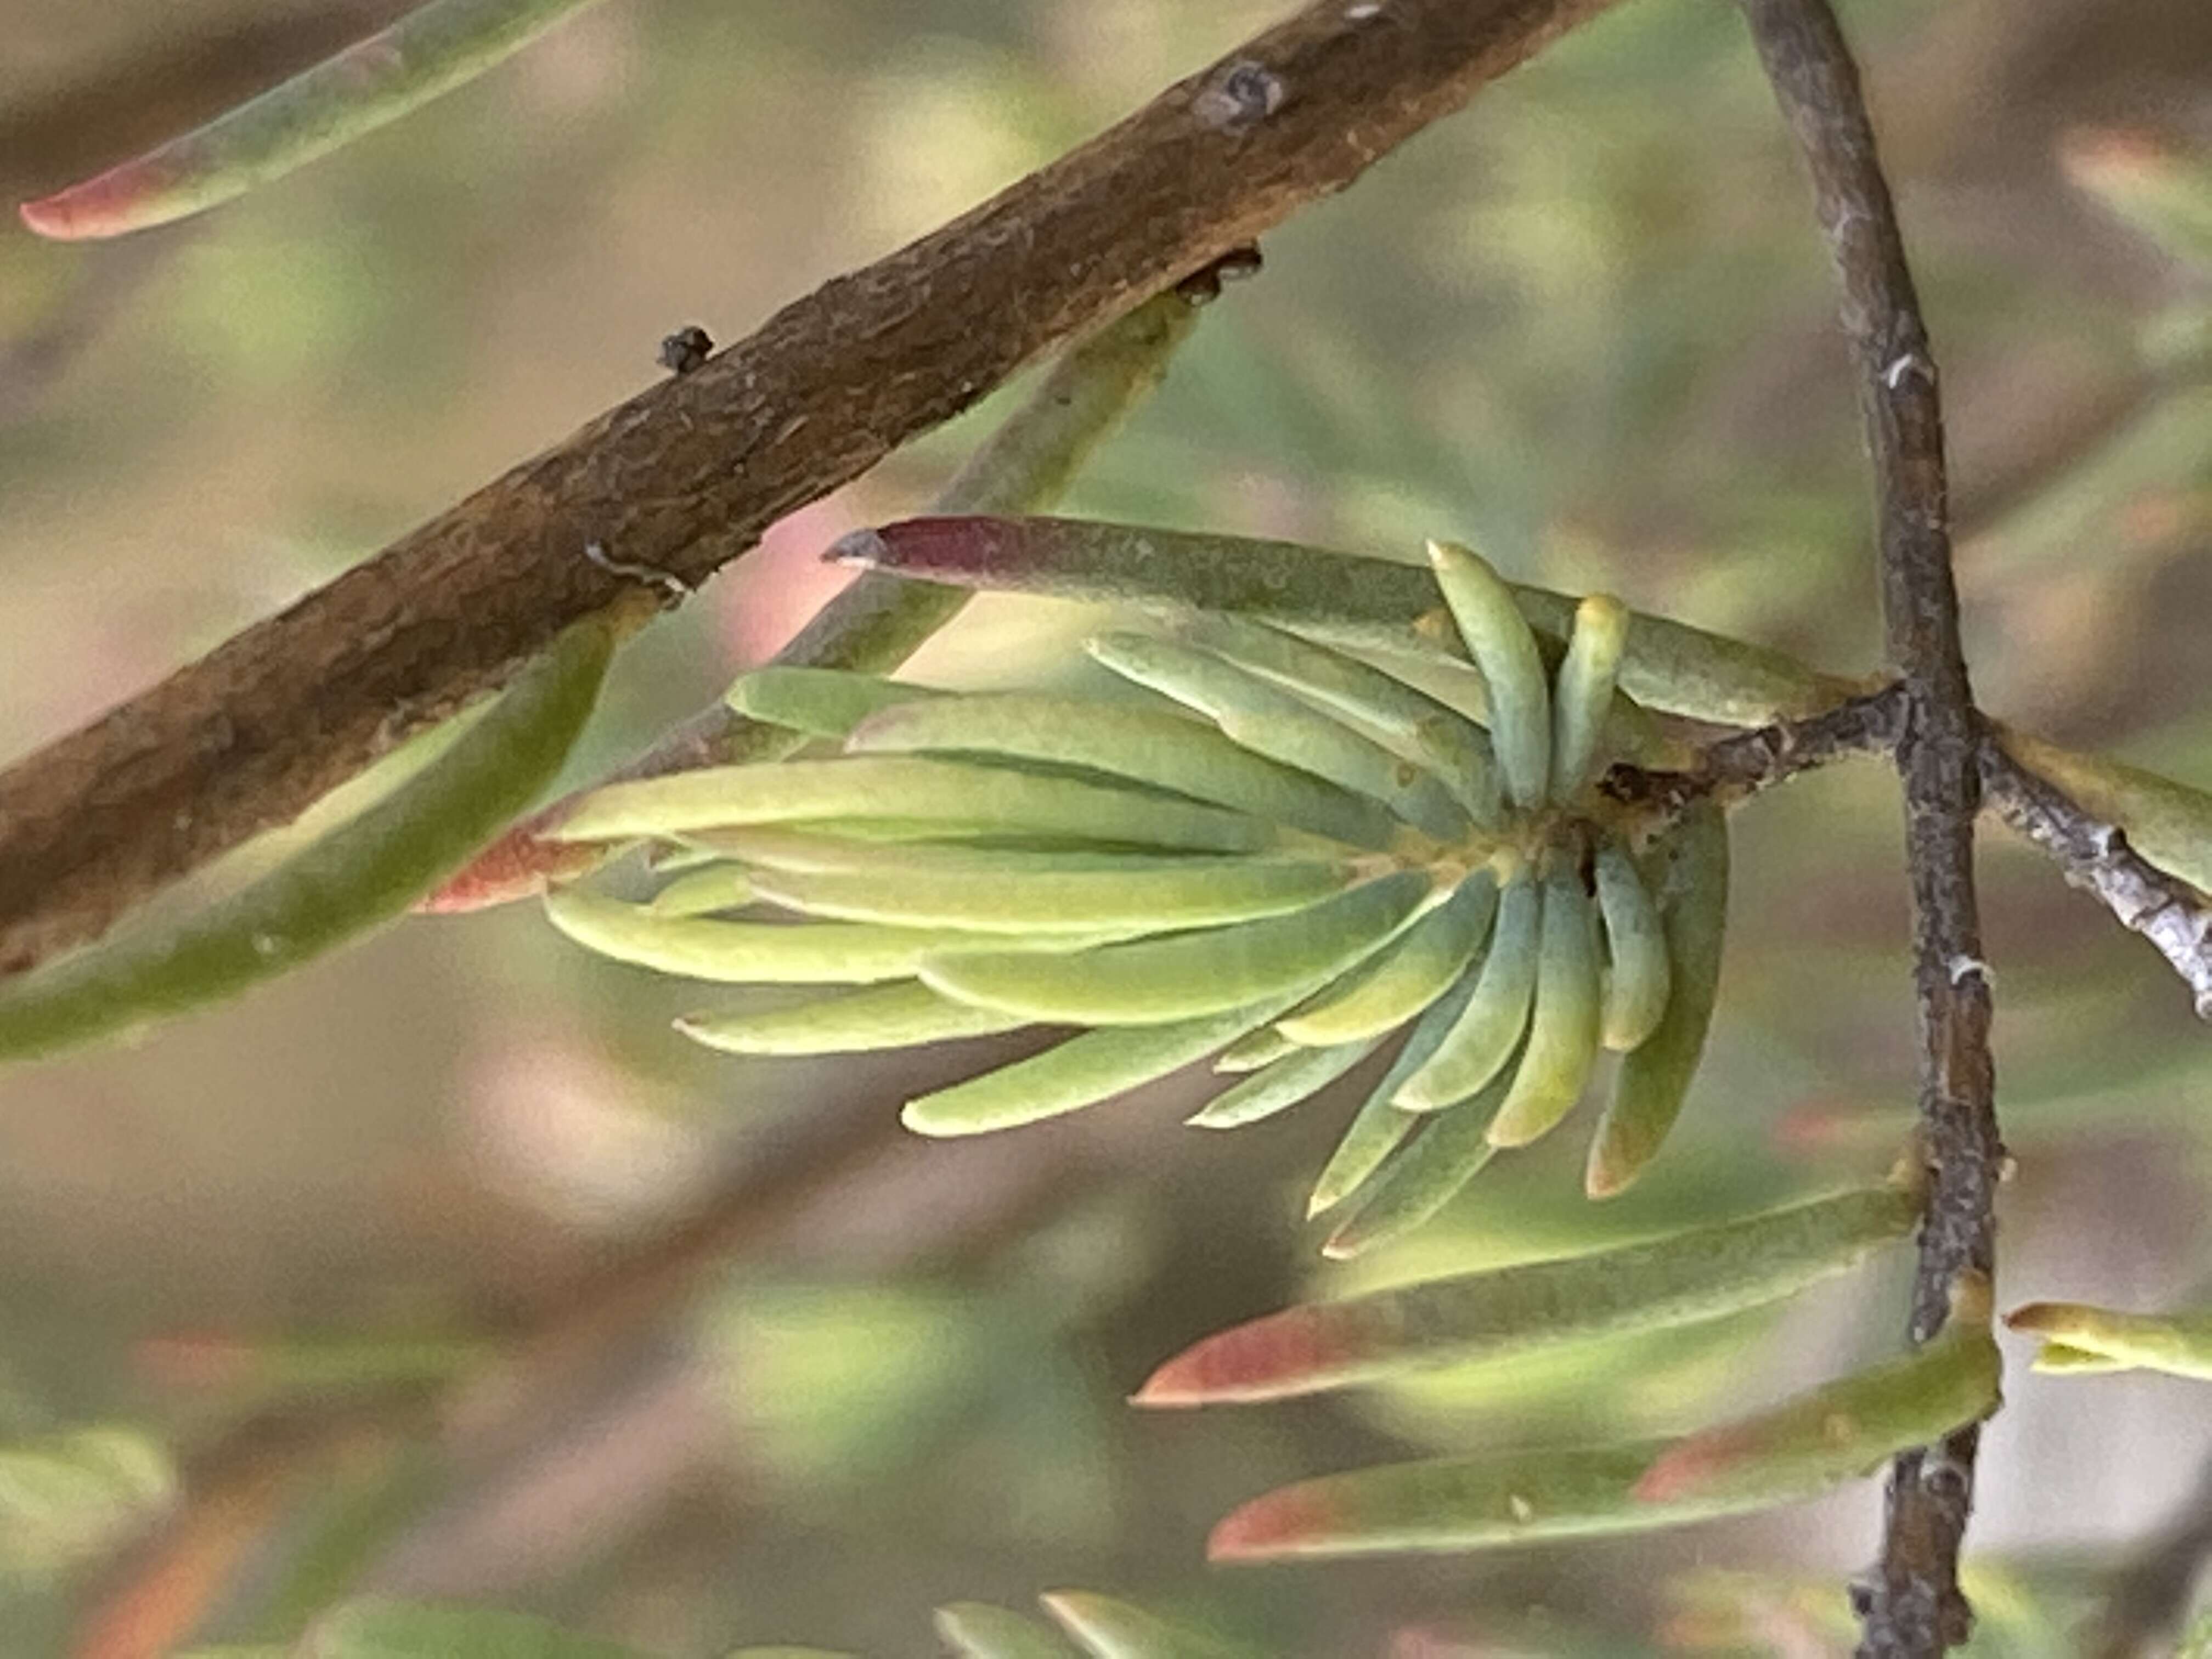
[1737,1,2001,1655]
[0,0,1622,980]
[1607,682,2212,1022]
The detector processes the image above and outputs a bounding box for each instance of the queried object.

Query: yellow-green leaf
[675,983,1030,1056]
[919,872,1435,1025]
[1135,1183,1918,1404]
[0,621,612,1062]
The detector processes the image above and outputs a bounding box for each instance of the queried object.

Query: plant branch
[1738,2,2000,1654]
[0,0,1622,981]
[1980,733,2212,1018]
[1601,681,1909,823]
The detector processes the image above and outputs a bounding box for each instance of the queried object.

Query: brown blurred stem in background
[1737,0,2002,1654]
[0,0,1623,980]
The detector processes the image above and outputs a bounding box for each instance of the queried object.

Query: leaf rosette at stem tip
[539,532,1736,1245]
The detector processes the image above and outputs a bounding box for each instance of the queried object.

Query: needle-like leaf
[21,0,613,240]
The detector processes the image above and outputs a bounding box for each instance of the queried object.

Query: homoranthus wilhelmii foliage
[539,538,1730,1256]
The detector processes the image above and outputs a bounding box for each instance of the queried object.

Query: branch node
[1194,60,1288,132]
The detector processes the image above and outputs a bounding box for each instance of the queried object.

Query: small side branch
[1980,736,2212,1018]
[1603,681,1908,822]
[1739,1,2000,1654]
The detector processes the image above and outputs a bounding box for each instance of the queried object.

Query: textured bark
[1739,1,2001,1652]
[0,0,1622,977]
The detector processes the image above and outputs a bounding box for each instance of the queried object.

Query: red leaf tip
[1206,1485,1333,1561]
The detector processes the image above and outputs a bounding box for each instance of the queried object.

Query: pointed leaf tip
[1207,1487,1333,1561]
[18,0,616,240]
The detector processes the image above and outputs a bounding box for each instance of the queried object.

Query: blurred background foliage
[2,0,2211,1652]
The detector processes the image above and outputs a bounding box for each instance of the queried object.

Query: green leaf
[1593,838,1670,1053]
[1212,1026,1300,1073]
[0,620,612,1063]
[1550,595,1629,803]
[1586,802,1730,1198]
[2005,1300,2212,1380]
[724,667,943,738]
[1320,1060,1512,1261]
[835,516,1853,726]
[918,872,1435,1025]
[1395,870,1541,1111]
[1039,1592,1251,1659]
[845,693,1396,849]
[1171,613,1499,822]
[1485,867,1604,1149]
[2062,128,2212,272]
[934,1603,1084,1659]
[20,0,614,240]
[1426,540,1551,809]
[1135,1183,1918,1404]
[1085,634,1471,839]
[1277,878,1494,1046]
[0,1427,175,1572]
[675,982,1030,1056]
[548,757,1284,855]
[744,854,1354,935]
[902,992,1307,1137]
[1208,1276,1999,1559]
[648,864,757,917]
[1305,973,1480,1217]
[544,889,1034,985]
[302,1598,646,1657]
[1186,1038,1382,1128]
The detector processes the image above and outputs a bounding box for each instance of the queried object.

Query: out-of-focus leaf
[1039,1592,1254,1659]
[935,1602,1084,1659]
[1208,1274,1999,1559]
[0,1427,175,1575]
[20,0,615,240]
[2061,128,2212,272]
[1135,1182,1917,1404]
[2006,1300,2212,1379]
[0,619,612,1062]
[307,1598,645,1657]
[833,516,1857,725]
[135,1330,488,1394]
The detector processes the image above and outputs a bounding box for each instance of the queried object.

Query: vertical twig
[1737,2,2002,1654]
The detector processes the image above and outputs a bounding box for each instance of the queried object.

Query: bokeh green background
[3,0,2211,1652]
